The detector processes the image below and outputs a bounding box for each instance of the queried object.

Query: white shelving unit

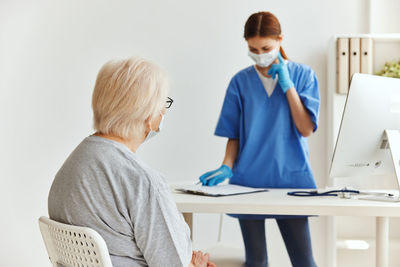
[326,34,400,267]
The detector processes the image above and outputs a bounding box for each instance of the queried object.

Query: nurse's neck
[255,58,280,78]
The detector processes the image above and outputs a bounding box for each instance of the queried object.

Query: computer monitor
[329,73,400,201]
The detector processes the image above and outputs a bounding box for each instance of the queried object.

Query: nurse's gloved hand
[267,52,294,93]
[199,165,233,186]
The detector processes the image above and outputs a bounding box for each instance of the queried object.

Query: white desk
[172,187,400,267]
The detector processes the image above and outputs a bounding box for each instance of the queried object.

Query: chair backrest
[38,216,113,267]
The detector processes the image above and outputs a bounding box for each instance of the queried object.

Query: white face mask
[144,113,164,142]
[248,47,279,68]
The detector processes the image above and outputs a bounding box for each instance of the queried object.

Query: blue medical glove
[267,52,294,93]
[199,165,233,186]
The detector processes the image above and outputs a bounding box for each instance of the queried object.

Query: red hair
[244,12,288,59]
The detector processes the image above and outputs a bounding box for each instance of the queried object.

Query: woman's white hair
[92,57,169,139]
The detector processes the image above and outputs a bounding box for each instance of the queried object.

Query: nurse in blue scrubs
[199,12,319,267]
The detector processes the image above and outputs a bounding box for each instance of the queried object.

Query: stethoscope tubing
[287,189,394,197]
[288,189,360,197]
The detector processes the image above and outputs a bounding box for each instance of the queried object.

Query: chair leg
[218,213,224,243]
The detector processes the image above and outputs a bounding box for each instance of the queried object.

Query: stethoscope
[287,187,394,199]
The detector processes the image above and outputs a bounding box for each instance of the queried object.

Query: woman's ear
[144,116,152,131]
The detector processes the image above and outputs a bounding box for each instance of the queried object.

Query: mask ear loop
[147,110,163,131]
[157,111,165,132]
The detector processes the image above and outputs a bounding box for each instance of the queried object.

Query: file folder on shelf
[336,38,349,94]
[349,38,361,83]
[361,38,373,74]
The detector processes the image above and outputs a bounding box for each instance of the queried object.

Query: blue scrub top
[215,62,320,219]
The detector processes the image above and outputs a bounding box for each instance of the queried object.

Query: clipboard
[176,184,269,197]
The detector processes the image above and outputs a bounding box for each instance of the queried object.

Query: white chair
[38,216,113,267]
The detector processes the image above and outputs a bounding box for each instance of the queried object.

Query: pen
[196,171,223,185]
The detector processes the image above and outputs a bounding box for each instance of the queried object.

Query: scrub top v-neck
[254,66,278,98]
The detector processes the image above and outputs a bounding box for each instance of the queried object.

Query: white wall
[0,0,368,266]
[369,0,400,34]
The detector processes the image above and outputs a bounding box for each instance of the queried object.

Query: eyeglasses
[166,97,174,109]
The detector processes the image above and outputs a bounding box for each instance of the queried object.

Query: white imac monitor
[329,73,400,201]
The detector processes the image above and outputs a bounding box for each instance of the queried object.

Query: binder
[361,38,373,74]
[349,38,361,83]
[337,38,349,94]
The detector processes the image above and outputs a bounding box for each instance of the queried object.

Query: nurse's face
[247,35,282,55]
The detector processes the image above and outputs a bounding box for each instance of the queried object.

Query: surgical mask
[248,48,279,68]
[144,114,164,142]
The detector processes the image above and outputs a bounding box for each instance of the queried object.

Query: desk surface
[172,186,400,217]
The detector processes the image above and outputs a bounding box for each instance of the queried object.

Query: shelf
[333,33,400,41]
[337,238,400,250]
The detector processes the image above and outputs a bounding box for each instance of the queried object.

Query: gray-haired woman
[48,57,216,267]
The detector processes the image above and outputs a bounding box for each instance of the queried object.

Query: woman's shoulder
[226,66,256,90]
[115,151,168,191]
[232,65,255,80]
[82,135,168,190]
[287,60,315,76]
[115,149,169,193]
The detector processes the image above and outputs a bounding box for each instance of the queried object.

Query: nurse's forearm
[222,139,239,169]
[286,87,315,137]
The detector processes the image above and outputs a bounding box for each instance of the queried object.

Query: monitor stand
[359,130,400,202]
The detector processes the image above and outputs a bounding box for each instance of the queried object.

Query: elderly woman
[48,57,215,267]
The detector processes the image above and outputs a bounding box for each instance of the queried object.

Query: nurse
[199,11,319,267]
